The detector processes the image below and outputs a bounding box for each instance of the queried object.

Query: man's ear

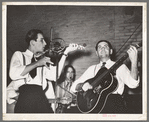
[110,49,113,55]
[30,40,35,46]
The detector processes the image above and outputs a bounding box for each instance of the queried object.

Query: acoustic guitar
[76,42,142,113]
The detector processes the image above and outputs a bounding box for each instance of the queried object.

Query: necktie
[29,56,36,78]
[101,62,106,68]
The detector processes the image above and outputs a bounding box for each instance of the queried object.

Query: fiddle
[34,49,58,66]
[34,49,51,60]
[34,43,86,66]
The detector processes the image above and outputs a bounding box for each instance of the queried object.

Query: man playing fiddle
[7,29,80,113]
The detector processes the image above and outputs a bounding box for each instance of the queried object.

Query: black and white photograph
[2,2,147,121]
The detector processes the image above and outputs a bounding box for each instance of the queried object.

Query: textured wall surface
[6,5,142,93]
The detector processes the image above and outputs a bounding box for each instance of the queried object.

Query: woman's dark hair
[25,29,43,45]
[57,65,76,84]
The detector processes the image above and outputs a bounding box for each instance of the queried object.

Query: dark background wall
[7,5,142,96]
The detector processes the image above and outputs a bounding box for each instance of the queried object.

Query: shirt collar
[98,59,115,69]
[25,49,34,58]
[99,59,111,66]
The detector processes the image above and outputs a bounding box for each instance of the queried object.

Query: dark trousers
[100,94,128,113]
[14,84,54,113]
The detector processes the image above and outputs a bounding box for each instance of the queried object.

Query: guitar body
[76,67,118,113]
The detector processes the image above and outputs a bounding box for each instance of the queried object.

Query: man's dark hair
[25,29,43,45]
[95,40,113,51]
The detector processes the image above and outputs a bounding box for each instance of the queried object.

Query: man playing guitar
[70,40,140,113]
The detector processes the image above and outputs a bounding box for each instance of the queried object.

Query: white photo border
[2,2,147,121]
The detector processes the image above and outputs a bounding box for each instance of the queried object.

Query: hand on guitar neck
[127,45,139,80]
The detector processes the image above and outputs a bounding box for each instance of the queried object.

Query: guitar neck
[109,42,142,74]
[109,52,128,74]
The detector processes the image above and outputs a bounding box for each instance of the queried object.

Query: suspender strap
[22,53,26,65]
[41,67,43,85]
[22,53,27,84]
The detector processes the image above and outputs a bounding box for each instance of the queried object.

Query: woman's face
[66,67,74,81]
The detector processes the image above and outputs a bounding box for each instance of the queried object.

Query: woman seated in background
[56,65,80,113]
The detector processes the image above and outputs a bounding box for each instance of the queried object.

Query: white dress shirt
[7,49,57,104]
[70,59,139,95]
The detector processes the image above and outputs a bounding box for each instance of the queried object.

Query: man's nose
[43,40,47,46]
[101,46,106,50]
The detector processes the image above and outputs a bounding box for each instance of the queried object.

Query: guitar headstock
[134,42,142,49]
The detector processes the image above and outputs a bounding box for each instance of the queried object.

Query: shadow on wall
[67,50,92,65]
